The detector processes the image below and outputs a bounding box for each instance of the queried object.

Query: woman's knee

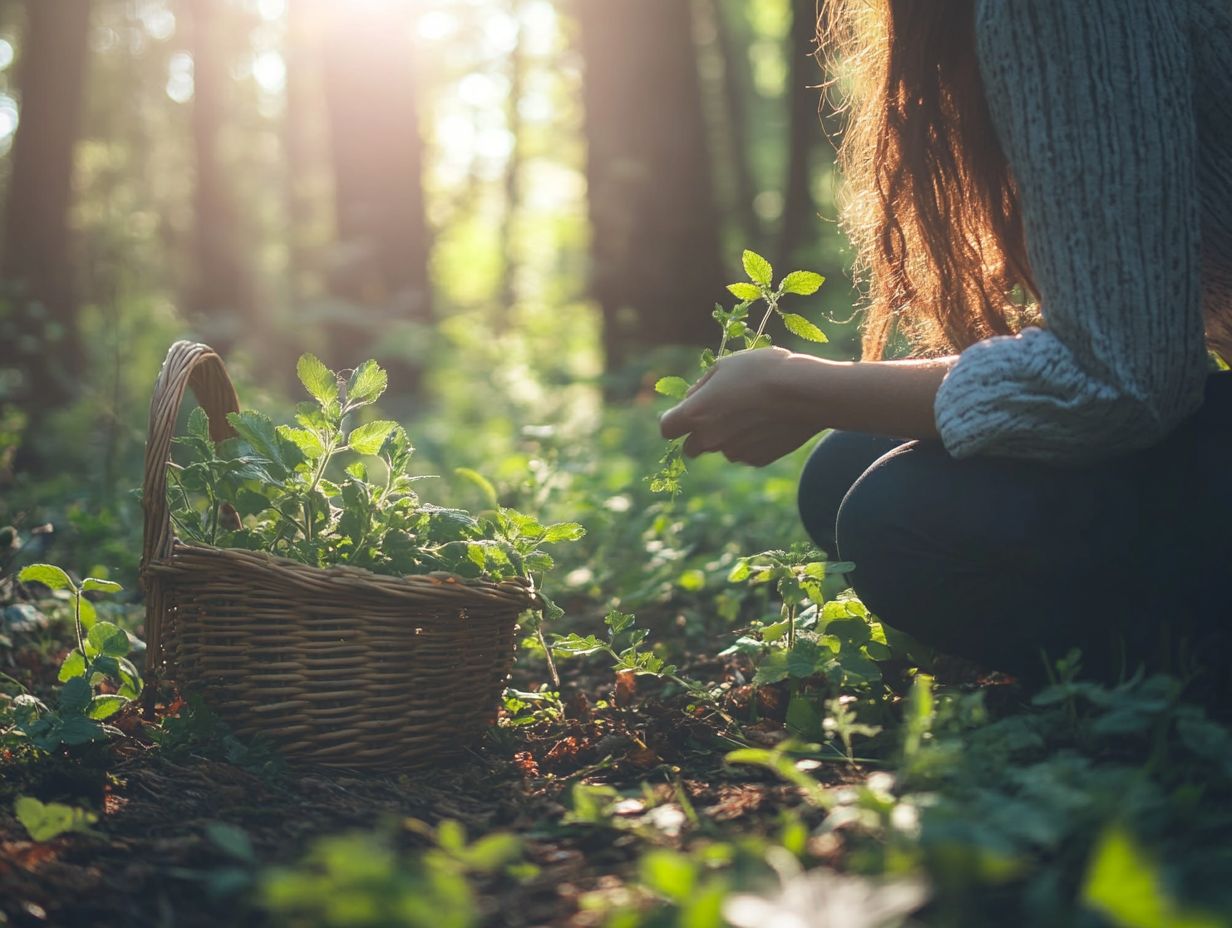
[797,431,905,553]
[833,441,956,630]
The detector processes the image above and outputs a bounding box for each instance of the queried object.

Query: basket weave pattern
[141,342,533,767]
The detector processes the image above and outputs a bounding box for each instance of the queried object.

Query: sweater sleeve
[933,0,1208,463]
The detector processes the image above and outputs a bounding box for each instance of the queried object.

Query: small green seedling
[651,250,827,496]
[551,608,709,700]
[8,564,138,751]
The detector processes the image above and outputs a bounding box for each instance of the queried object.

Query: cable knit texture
[933,0,1232,463]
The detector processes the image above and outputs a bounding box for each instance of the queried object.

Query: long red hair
[823,0,1038,360]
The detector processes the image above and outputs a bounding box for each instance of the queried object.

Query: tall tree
[0,0,92,414]
[321,2,430,370]
[498,0,526,317]
[187,0,256,352]
[712,0,760,244]
[779,0,825,269]
[578,0,725,375]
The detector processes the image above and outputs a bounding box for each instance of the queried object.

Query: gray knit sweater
[932,0,1232,463]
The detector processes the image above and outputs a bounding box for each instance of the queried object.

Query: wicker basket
[140,341,536,768]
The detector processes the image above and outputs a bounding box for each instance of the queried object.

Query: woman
[660,0,1232,694]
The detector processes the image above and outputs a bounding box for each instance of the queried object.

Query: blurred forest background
[0,0,858,505]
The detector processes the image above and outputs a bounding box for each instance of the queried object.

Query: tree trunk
[712,0,760,244]
[578,0,725,375]
[0,0,91,414]
[779,0,825,269]
[498,0,526,318]
[187,0,256,353]
[321,3,430,371]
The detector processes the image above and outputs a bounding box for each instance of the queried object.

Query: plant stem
[72,588,87,664]
[753,294,780,341]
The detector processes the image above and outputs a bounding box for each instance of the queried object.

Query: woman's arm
[659,348,952,465]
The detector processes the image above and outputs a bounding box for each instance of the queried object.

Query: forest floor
[0,603,879,928]
[3,569,1231,928]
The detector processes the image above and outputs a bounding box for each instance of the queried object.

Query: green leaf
[551,634,607,657]
[752,650,790,685]
[278,426,325,460]
[59,677,93,714]
[542,522,586,543]
[348,419,399,456]
[727,282,763,301]
[186,406,212,442]
[88,694,128,720]
[14,796,97,842]
[227,411,304,477]
[780,270,825,296]
[781,313,828,343]
[605,610,636,635]
[18,564,74,592]
[639,850,697,904]
[57,715,105,745]
[58,650,87,682]
[786,693,823,739]
[742,249,773,286]
[81,577,122,594]
[347,360,388,406]
[744,333,773,350]
[455,832,523,873]
[654,376,690,400]
[296,353,338,407]
[787,640,824,678]
[1082,824,1224,928]
[87,622,131,658]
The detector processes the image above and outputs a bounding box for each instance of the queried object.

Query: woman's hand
[659,347,824,467]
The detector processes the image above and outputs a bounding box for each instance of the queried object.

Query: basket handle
[141,341,240,677]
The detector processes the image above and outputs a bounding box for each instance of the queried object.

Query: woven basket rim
[145,540,540,606]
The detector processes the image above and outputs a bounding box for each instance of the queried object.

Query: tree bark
[321,3,430,371]
[498,0,526,318]
[186,0,256,353]
[578,0,725,375]
[712,0,760,244]
[778,0,825,269]
[0,0,91,414]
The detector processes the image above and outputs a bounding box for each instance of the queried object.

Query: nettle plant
[651,250,827,496]
[168,354,584,586]
[7,564,141,751]
[720,547,894,754]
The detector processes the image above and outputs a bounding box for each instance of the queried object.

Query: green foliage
[724,663,1232,925]
[259,820,535,928]
[167,355,584,585]
[14,795,98,842]
[651,250,828,496]
[550,609,710,699]
[720,547,891,754]
[152,692,285,779]
[7,565,140,751]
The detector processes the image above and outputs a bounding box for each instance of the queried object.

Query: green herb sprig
[650,250,827,496]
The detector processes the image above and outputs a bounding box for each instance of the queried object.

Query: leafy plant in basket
[650,249,827,496]
[166,354,585,591]
[6,563,140,751]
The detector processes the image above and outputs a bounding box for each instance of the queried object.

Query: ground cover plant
[1,238,1229,927]
[3,306,1231,926]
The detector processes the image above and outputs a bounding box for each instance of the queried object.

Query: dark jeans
[797,372,1232,697]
